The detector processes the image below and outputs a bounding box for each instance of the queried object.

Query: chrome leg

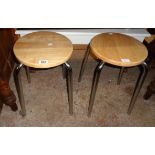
[78,44,91,82]
[127,62,148,114]
[117,67,125,85]
[25,66,31,83]
[64,62,73,115]
[62,64,66,79]
[14,64,26,116]
[88,61,105,117]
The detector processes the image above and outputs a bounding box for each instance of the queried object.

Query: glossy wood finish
[14,31,73,68]
[90,33,148,67]
[0,29,18,112]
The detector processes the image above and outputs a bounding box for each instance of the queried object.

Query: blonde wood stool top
[14,31,73,68]
[90,33,148,67]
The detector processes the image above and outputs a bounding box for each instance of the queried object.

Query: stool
[78,33,148,116]
[13,31,73,116]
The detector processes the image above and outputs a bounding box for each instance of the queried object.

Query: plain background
[0,0,155,155]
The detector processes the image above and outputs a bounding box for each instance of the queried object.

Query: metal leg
[62,64,66,79]
[64,62,73,115]
[88,61,105,117]
[117,67,125,85]
[127,62,148,114]
[25,66,31,83]
[78,44,91,82]
[14,64,26,116]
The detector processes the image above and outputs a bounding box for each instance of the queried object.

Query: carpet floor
[0,51,155,126]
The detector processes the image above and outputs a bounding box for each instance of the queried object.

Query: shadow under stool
[13,31,73,116]
[79,32,148,117]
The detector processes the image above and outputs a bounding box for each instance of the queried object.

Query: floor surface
[0,51,155,126]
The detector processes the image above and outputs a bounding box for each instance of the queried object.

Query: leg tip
[117,82,120,85]
[19,110,26,117]
[87,111,91,117]
[69,108,73,115]
[78,77,81,82]
[127,109,131,115]
[69,110,73,115]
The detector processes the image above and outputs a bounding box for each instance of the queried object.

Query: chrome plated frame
[88,61,105,117]
[88,61,148,117]
[127,62,148,114]
[78,44,90,82]
[117,67,125,85]
[14,64,26,116]
[14,62,73,116]
[25,66,31,83]
[64,62,73,115]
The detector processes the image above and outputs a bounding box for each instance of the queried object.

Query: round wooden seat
[14,31,73,68]
[90,33,148,67]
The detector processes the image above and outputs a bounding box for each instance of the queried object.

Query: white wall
[16,29,150,44]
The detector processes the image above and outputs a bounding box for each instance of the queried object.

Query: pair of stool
[13,31,148,117]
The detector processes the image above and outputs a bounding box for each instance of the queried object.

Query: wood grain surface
[14,31,73,68]
[90,33,148,67]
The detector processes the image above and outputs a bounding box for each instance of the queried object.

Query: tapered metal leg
[25,66,31,83]
[62,64,66,79]
[14,64,26,116]
[117,67,125,85]
[127,62,148,114]
[64,62,73,115]
[88,61,105,117]
[78,45,91,82]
